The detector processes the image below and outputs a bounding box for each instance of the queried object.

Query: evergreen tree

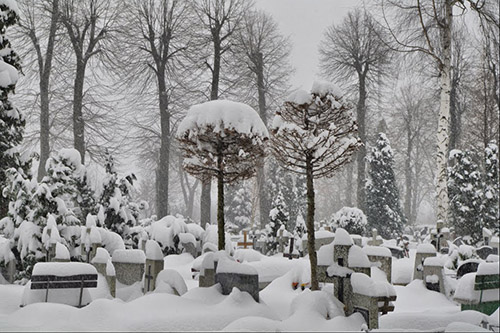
[224,181,252,233]
[366,133,406,238]
[448,149,482,241]
[74,171,98,223]
[331,206,367,235]
[482,141,499,231]
[0,2,25,218]
[264,190,289,255]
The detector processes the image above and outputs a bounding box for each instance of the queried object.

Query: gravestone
[423,256,445,294]
[351,235,362,247]
[199,251,233,288]
[476,246,495,260]
[457,260,480,278]
[112,249,146,285]
[237,230,253,249]
[364,246,392,283]
[283,238,300,260]
[348,245,371,276]
[179,233,197,258]
[144,240,164,293]
[106,260,116,298]
[331,228,354,313]
[91,247,111,276]
[314,230,335,251]
[215,258,259,302]
[367,229,383,246]
[413,243,436,280]
[383,245,404,259]
[52,242,70,262]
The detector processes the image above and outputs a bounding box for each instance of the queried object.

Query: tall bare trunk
[217,147,225,250]
[436,2,452,225]
[37,0,59,181]
[404,130,413,224]
[356,73,367,211]
[157,74,170,218]
[306,156,318,290]
[345,166,353,206]
[73,60,86,163]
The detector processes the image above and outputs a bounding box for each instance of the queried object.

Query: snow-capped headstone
[215,257,259,302]
[413,243,436,280]
[363,245,393,283]
[91,247,110,276]
[53,242,70,262]
[144,240,164,293]
[106,259,116,298]
[367,228,383,246]
[112,249,146,286]
[423,256,445,294]
[348,245,371,276]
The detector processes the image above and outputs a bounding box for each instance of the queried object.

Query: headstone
[476,246,495,260]
[277,229,290,253]
[52,242,70,262]
[348,245,371,276]
[314,230,335,251]
[106,260,116,298]
[283,237,299,260]
[144,240,164,293]
[351,235,362,247]
[331,228,354,313]
[364,246,392,283]
[237,230,253,249]
[181,241,197,258]
[91,247,111,276]
[384,245,404,259]
[423,256,445,294]
[215,258,259,302]
[457,260,480,278]
[199,251,232,288]
[112,249,146,285]
[413,243,436,280]
[490,236,499,254]
[367,229,383,246]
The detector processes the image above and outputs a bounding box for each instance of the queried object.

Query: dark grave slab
[215,272,259,302]
[476,246,495,260]
[457,260,480,278]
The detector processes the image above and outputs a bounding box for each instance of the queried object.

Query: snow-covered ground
[0,252,496,331]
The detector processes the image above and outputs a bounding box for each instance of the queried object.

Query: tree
[331,207,367,235]
[177,100,268,250]
[264,190,288,255]
[482,141,499,231]
[365,133,406,238]
[271,81,361,290]
[319,9,391,212]
[378,0,499,225]
[234,9,292,228]
[191,0,251,228]
[448,148,482,241]
[0,1,24,218]
[224,181,252,233]
[16,0,60,181]
[58,0,117,163]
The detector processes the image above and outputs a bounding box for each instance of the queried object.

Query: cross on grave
[145,264,154,292]
[237,230,253,249]
[283,238,299,260]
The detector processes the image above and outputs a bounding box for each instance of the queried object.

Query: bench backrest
[31,274,98,290]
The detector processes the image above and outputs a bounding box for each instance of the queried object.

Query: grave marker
[144,240,164,293]
[112,249,146,286]
[237,230,253,249]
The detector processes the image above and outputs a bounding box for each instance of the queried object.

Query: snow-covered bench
[29,262,98,308]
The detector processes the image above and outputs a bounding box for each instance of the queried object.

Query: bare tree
[234,9,293,228]
[377,0,499,224]
[58,0,117,163]
[319,9,391,212]
[177,100,268,250]
[191,0,252,228]
[16,0,60,180]
[271,83,361,290]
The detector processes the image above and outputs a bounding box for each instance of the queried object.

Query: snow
[426,274,439,284]
[444,322,489,332]
[333,228,353,246]
[416,243,436,254]
[57,148,82,169]
[311,80,343,98]
[32,262,97,277]
[216,257,258,275]
[145,240,163,261]
[54,242,70,260]
[0,60,19,88]
[326,263,353,277]
[314,229,334,239]
[233,249,265,263]
[155,269,187,296]
[97,228,125,255]
[106,260,115,276]
[176,100,269,139]
[363,245,392,257]
[287,89,312,105]
[178,232,196,245]
[91,248,110,264]
[0,236,14,263]
[317,242,334,266]
[424,256,444,267]
[186,223,204,239]
[476,262,499,276]
[454,273,499,303]
[351,272,396,297]
[348,245,371,268]
[112,249,146,264]
[486,254,499,262]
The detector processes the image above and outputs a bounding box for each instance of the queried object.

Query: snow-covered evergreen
[365,133,406,238]
[331,206,367,235]
[482,141,499,231]
[224,181,252,233]
[264,190,289,255]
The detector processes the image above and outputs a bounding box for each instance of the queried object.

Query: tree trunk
[37,0,59,181]
[356,73,367,212]
[436,2,452,225]
[255,51,269,229]
[404,130,413,224]
[217,149,225,251]
[345,166,353,206]
[73,60,86,164]
[157,75,170,218]
[306,156,318,290]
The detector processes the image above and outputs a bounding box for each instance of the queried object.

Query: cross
[283,238,299,260]
[237,230,253,249]
[145,264,154,292]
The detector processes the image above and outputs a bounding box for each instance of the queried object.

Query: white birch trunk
[436,1,453,225]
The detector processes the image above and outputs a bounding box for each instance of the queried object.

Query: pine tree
[74,171,98,223]
[366,133,406,238]
[265,190,289,255]
[482,141,499,231]
[0,2,25,218]
[448,149,482,241]
[224,181,252,233]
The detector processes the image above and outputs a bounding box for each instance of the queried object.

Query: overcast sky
[254,0,362,90]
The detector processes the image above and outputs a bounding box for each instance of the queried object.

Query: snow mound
[112,249,146,264]
[417,243,436,254]
[333,228,353,246]
[0,60,19,88]
[287,89,312,105]
[351,272,396,297]
[444,322,489,332]
[32,262,97,276]
[289,289,344,319]
[477,262,499,275]
[91,248,110,264]
[216,257,258,275]
[424,256,444,267]
[106,260,115,276]
[363,245,391,257]
[315,230,335,240]
[155,269,187,296]
[233,249,265,263]
[177,100,269,139]
[317,242,334,266]
[54,242,70,260]
[348,245,371,268]
[145,240,163,261]
[311,80,343,97]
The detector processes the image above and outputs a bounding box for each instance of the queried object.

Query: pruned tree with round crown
[271,81,361,290]
[177,100,269,250]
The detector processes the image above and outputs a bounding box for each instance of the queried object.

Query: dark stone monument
[457,261,480,278]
